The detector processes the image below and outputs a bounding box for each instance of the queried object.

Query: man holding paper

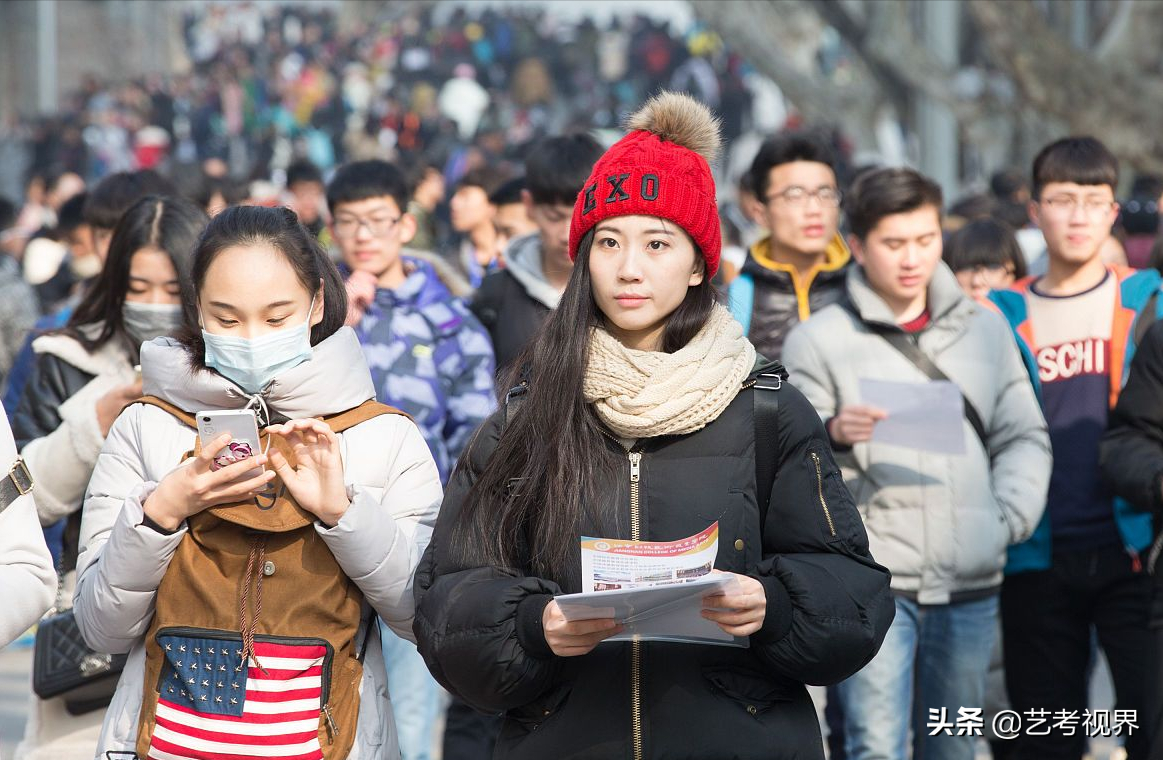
[782,167,1052,760]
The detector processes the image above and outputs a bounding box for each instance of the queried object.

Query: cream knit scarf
[583,304,756,439]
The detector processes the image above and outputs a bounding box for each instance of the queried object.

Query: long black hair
[177,205,349,367]
[65,195,207,362]
[450,227,718,585]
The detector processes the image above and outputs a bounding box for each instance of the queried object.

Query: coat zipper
[809,452,837,537]
[627,449,644,760]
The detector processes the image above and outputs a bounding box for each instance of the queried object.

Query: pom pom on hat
[569,91,723,276]
[624,91,722,164]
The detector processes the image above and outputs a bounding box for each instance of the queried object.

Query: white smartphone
[196,409,263,479]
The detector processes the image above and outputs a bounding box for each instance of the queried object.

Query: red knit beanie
[569,92,723,276]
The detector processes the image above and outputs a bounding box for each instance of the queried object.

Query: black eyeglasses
[765,186,842,208]
[332,214,402,239]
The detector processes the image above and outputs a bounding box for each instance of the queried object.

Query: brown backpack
[133,396,406,760]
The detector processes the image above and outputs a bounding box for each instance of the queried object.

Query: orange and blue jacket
[988,265,1163,573]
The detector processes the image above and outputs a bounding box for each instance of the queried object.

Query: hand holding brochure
[555,523,748,647]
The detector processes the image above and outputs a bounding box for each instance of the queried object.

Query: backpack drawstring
[238,533,269,673]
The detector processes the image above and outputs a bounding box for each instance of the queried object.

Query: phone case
[195,409,263,476]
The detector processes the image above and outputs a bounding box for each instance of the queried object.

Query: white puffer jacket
[73,327,443,760]
[0,402,55,647]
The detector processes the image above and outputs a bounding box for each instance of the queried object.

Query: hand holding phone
[143,430,276,531]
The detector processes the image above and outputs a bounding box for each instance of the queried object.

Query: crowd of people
[1,10,1163,760]
[9,3,755,221]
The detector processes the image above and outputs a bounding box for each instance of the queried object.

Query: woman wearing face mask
[11,194,207,759]
[414,93,894,759]
[72,205,442,760]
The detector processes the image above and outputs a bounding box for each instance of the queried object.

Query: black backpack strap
[750,361,787,537]
[839,300,990,455]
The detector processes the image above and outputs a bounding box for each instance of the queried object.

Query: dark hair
[947,193,997,223]
[943,218,1028,280]
[286,159,324,189]
[177,205,348,366]
[195,174,248,211]
[65,196,208,361]
[846,167,944,241]
[449,228,717,584]
[1122,173,1163,236]
[325,159,410,216]
[524,133,603,206]
[398,154,442,189]
[83,170,177,230]
[56,192,88,235]
[989,168,1028,202]
[456,166,509,197]
[489,176,527,206]
[1131,173,1163,201]
[747,130,836,200]
[1031,136,1118,201]
[993,201,1031,231]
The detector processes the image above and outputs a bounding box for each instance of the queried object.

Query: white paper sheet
[556,573,745,646]
[560,523,748,647]
[859,378,967,455]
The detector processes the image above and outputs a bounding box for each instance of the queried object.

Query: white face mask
[123,302,184,346]
[201,296,315,394]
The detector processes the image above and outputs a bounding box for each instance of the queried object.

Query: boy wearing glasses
[326,159,496,760]
[990,136,1163,760]
[728,130,850,359]
[327,159,496,485]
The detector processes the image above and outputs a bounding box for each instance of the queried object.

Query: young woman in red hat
[414,92,894,759]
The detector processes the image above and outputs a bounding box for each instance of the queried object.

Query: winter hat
[569,91,723,275]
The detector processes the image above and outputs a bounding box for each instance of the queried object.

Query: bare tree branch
[688,0,883,142]
[967,0,1163,173]
[810,0,1006,128]
[1094,0,1135,61]
[809,0,907,114]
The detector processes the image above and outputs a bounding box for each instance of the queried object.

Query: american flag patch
[149,632,329,760]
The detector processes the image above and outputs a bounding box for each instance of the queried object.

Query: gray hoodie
[504,232,561,310]
[782,263,1052,604]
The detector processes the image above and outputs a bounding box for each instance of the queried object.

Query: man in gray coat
[782,167,1052,760]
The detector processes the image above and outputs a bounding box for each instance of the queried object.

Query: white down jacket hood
[72,327,443,760]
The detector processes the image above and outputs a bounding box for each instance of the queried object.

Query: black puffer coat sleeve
[1101,319,1163,516]
[11,352,78,448]
[413,409,566,713]
[747,381,895,686]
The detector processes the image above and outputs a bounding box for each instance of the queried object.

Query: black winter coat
[1101,318,1163,620]
[414,375,894,759]
[470,270,551,379]
[741,255,849,361]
